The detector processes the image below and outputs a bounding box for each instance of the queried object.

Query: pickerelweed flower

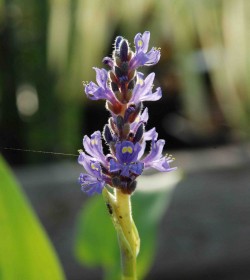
[79,31,176,195]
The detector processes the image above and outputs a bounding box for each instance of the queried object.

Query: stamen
[82,81,89,86]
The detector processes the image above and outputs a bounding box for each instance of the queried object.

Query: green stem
[103,188,140,280]
[115,189,136,280]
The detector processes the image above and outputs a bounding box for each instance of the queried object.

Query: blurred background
[1,0,250,279]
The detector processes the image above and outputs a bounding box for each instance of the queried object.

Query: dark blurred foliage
[1,0,249,165]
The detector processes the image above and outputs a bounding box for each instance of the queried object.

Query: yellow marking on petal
[122,146,133,154]
[127,146,133,153]
[138,40,143,47]
[91,163,99,171]
[137,78,144,86]
[91,139,98,145]
[122,147,127,153]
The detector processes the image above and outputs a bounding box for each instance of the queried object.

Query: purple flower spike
[84,68,117,104]
[129,31,161,70]
[130,72,162,104]
[78,152,106,195]
[79,31,176,195]
[83,131,107,166]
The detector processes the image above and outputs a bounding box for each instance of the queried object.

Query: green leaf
[132,191,172,279]
[74,171,181,280]
[0,155,65,280]
[74,195,120,280]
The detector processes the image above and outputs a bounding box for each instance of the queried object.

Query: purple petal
[130,107,149,133]
[109,158,121,173]
[94,67,108,88]
[134,31,150,53]
[129,162,144,175]
[137,127,158,160]
[140,87,162,102]
[85,82,107,100]
[140,107,149,123]
[85,81,99,97]
[78,152,102,178]
[130,72,149,104]
[79,173,104,195]
[131,73,162,104]
[144,127,158,141]
[116,141,141,164]
[141,138,176,172]
[146,157,176,172]
[120,165,131,177]
[144,48,161,66]
[138,141,146,160]
[129,52,146,69]
[143,139,165,164]
[83,131,107,165]
[129,32,160,69]
[137,72,155,99]
[140,31,150,52]
[84,68,117,104]
[109,158,131,177]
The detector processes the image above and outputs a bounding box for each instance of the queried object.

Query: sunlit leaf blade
[0,155,65,280]
[74,195,118,266]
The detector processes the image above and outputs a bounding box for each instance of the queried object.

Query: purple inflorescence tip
[79,31,176,195]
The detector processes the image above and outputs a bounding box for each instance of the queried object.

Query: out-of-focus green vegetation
[0,0,249,164]
[0,154,65,279]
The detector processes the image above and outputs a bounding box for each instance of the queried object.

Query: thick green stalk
[103,188,140,280]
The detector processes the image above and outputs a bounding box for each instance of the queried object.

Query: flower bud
[120,179,137,194]
[128,69,136,81]
[111,81,119,94]
[109,117,116,133]
[127,102,142,123]
[102,57,114,68]
[115,66,127,83]
[120,61,129,72]
[103,124,113,144]
[114,91,124,104]
[115,36,123,49]
[119,39,129,62]
[122,123,130,139]
[125,89,133,102]
[133,123,144,143]
[112,176,121,188]
[127,180,137,194]
[128,79,135,90]
[116,115,124,131]
[115,56,122,67]
[124,105,136,122]
[106,100,122,115]
[109,71,118,83]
